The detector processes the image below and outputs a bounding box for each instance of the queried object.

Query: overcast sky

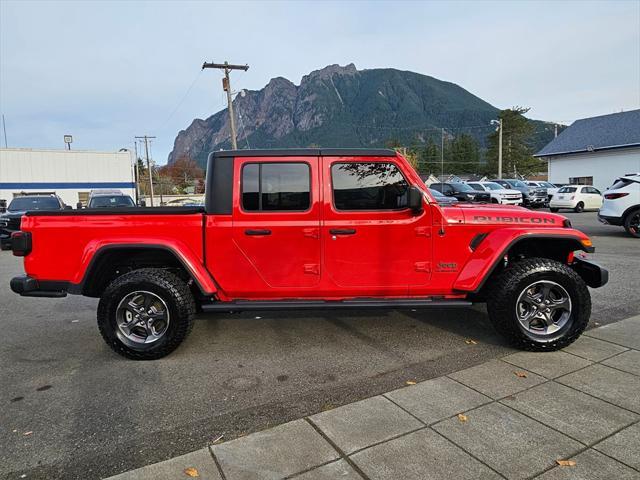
[1,0,638,164]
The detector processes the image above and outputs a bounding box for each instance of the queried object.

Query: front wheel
[97,268,196,360]
[486,258,591,351]
[574,202,584,213]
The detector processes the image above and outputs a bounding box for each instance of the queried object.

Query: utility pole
[440,127,445,180]
[133,140,141,204]
[135,135,156,206]
[497,118,503,179]
[202,61,249,150]
[1,114,7,148]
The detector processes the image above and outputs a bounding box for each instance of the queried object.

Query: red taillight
[604,192,629,200]
[11,231,32,257]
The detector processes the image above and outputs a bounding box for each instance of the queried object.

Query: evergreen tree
[486,107,545,177]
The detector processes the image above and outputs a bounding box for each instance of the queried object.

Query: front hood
[1,211,26,219]
[456,204,566,227]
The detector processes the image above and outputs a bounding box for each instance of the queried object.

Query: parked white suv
[467,181,523,205]
[549,185,603,213]
[598,174,640,238]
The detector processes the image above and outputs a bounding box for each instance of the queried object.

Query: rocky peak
[301,63,358,84]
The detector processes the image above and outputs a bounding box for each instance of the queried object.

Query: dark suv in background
[0,194,68,250]
[430,182,491,203]
[491,179,547,208]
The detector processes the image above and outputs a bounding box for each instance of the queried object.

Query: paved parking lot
[1,211,638,479]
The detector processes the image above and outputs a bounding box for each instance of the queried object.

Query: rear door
[232,156,321,290]
[321,157,432,295]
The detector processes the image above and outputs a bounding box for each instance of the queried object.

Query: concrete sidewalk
[108,316,640,480]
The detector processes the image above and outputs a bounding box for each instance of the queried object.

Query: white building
[535,110,640,192]
[0,148,136,207]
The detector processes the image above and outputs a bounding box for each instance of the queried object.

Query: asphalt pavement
[1,211,638,480]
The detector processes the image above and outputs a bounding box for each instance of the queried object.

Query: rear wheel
[97,268,196,360]
[486,258,590,351]
[491,198,499,204]
[574,202,584,213]
[624,209,640,238]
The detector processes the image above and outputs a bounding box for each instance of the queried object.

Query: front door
[321,157,432,295]
[232,157,321,290]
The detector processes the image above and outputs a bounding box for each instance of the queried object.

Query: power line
[157,70,204,132]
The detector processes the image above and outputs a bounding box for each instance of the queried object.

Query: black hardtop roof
[211,148,397,158]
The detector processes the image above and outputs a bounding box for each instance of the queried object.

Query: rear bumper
[571,258,609,288]
[10,275,68,298]
[597,214,623,226]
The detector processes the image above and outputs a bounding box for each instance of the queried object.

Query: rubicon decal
[473,215,556,224]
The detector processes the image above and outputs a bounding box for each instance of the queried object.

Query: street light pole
[202,61,249,150]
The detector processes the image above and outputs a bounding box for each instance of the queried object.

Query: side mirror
[407,186,424,214]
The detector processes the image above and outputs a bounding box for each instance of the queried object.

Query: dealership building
[0,147,136,207]
[535,109,640,192]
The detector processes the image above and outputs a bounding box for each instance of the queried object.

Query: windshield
[558,187,577,193]
[8,196,60,211]
[483,182,503,191]
[454,183,475,192]
[429,188,445,198]
[507,180,527,188]
[89,196,135,208]
[541,182,555,188]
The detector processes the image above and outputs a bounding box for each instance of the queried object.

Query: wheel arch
[454,232,593,295]
[75,244,216,298]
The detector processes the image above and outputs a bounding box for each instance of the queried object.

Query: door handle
[329,228,356,235]
[245,229,271,236]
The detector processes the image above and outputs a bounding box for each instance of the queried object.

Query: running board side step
[201,298,472,312]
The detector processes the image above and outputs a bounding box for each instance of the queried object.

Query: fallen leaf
[184,467,199,477]
[514,371,528,378]
[457,413,468,422]
[465,339,478,345]
[556,459,576,467]
[23,431,33,436]
[405,380,417,385]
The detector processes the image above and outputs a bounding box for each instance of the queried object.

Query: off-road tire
[574,202,584,213]
[624,208,640,238]
[97,268,196,360]
[486,257,591,351]
[550,208,559,213]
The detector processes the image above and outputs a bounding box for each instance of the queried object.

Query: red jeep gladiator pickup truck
[9,149,608,360]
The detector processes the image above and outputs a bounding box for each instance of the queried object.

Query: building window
[241,163,310,212]
[331,162,409,211]
[569,176,593,186]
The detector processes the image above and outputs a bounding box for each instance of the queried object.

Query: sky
[0,0,638,164]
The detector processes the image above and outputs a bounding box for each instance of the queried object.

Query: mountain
[168,64,555,168]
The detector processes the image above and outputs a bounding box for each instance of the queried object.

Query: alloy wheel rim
[516,280,572,336]
[630,213,640,233]
[115,291,170,344]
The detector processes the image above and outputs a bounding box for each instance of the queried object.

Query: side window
[469,183,483,191]
[331,162,409,211]
[241,163,310,212]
